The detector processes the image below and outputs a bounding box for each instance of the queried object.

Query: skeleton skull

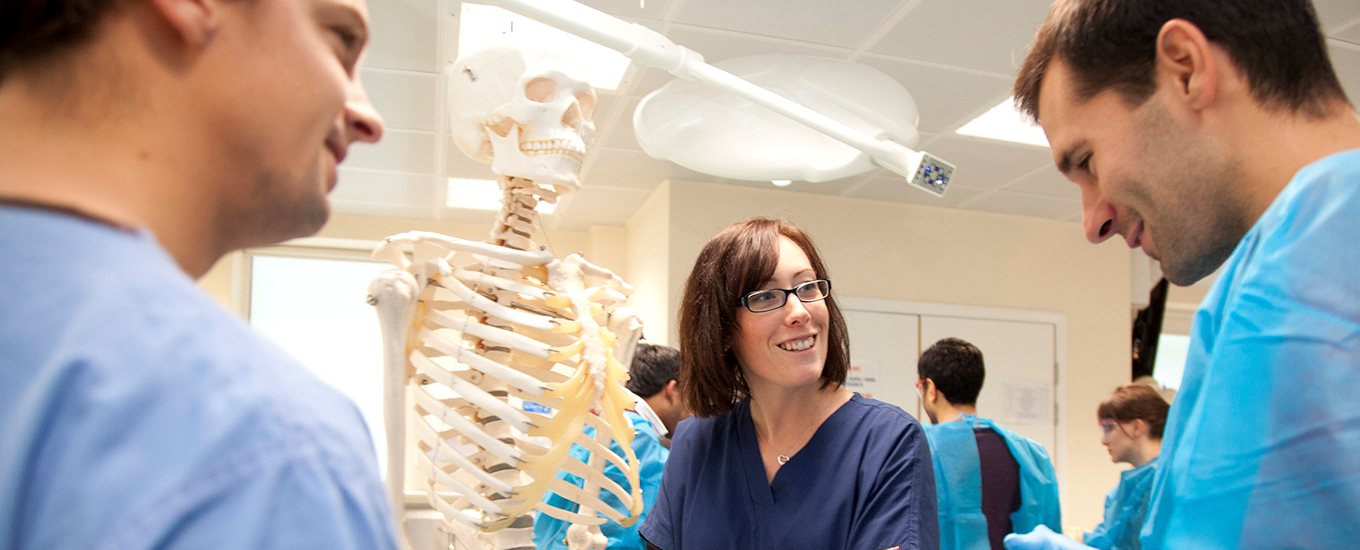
[449,45,597,193]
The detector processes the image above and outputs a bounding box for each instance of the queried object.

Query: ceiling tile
[868,0,1053,75]
[672,0,903,49]
[348,130,437,174]
[858,56,1012,134]
[1003,164,1079,201]
[332,169,439,218]
[602,96,644,150]
[964,190,1080,221]
[1336,26,1360,47]
[582,148,720,189]
[368,0,440,72]
[917,134,1051,189]
[443,138,498,180]
[362,69,439,133]
[1327,41,1360,103]
[1315,0,1360,33]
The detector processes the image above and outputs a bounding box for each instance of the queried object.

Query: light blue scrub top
[1083,457,1159,550]
[0,206,396,549]
[924,414,1062,550]
[1140,149,1360,548]
[534,409,669,550]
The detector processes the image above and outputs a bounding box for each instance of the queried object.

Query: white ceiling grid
[337,0,1360,230]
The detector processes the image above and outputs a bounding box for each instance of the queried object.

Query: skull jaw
[488,125,583,194]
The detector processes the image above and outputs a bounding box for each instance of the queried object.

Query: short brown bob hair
[678,218,850,418]
[1097,383,1171,440]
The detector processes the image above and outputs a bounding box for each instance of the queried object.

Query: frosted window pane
[249,255,391,476]
[1153,334,1191,390]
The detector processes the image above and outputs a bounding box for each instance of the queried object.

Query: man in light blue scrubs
[1008,0,1360,547]
[918,338,1062,550]
[0,1,393,548]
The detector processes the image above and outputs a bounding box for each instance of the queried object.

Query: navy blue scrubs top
[639,393,939,549]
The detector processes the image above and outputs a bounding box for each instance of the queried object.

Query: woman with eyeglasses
[1083,384,1170,550]
[638,217,938,550]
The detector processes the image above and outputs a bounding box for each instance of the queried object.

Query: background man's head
[916,337,985,423]
[627,343,687,436]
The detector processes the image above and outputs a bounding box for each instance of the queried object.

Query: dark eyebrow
[331,4,371,51]
[1056,139,1086,175]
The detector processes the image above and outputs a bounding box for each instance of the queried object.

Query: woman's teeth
[778,336,815,351]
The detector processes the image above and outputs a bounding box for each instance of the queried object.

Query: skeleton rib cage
[370,182,645,549]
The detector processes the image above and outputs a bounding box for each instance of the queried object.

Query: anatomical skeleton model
[368,46,646,550]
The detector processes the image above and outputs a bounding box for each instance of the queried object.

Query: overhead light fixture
[445,178,556,214]
[955,98,1050,148]
[771,179,792,187]
[457,3,631,91]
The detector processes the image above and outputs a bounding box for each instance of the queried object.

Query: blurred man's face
[203,0,385,247]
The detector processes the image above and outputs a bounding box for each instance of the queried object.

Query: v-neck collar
[738,393,861,504]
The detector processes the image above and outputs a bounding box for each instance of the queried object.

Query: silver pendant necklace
[755,421,809,467]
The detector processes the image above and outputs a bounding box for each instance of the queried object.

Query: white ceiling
[337,0,1360,231]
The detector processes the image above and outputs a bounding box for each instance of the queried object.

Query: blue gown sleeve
[106,452,396,550]
[847,418,940,550]
[1144,158,1360,547]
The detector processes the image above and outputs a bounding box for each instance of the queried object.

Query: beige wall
[638,180,1132,534]
[203,186,1137,534]
[625,181,673,345]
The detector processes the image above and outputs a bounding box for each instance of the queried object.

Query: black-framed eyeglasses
[739,279,831,313]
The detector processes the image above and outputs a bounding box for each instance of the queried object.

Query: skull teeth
[519,139,585,162]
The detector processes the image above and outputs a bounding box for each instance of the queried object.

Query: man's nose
[345,78,385,144]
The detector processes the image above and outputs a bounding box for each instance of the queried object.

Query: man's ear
[664,379,681,404]
[1155,18,1219,112]
[147,0,220,47]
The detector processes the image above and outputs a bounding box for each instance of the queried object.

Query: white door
[842,309,922,418]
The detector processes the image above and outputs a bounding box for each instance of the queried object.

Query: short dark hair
[1014,0,1349,122]
[625,343,680,399]
[0,0,116,85]
[1097,384,1171,439]
[679,218,850,418]
[917,337,985,406]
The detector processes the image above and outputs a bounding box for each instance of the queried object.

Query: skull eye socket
[524,77,558,102]
[576,92,596,120]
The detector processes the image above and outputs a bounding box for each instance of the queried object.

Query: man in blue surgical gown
[918,338,1062,550]
[1006,0,1360,547]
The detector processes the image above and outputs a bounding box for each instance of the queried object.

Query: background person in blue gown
[534,343,688,549]
[917,337,1062,550]
[639,217,939,549]
[1007,0,1360,547]
[1084,384,1169,550]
